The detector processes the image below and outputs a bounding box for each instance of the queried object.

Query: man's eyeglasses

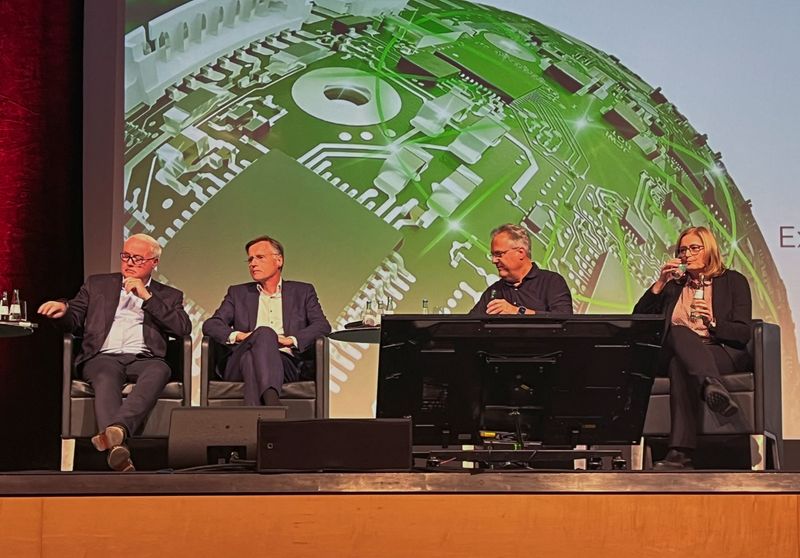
[489,247,521,259]
[120,252,157,266]
[247,253,281,264]
[677,244,704,256]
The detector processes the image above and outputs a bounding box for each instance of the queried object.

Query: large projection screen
[84,0,800,435]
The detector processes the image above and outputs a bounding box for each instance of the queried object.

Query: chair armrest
[752,321,781,443]
[178,335,192,406]
[61,333,79,437]
[166,335,193,403]
[200,336,215,406]
[315,336,330,418]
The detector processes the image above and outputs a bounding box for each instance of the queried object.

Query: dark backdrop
[0,0,84,470]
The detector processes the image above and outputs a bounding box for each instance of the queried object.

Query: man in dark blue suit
[203,235,331,406]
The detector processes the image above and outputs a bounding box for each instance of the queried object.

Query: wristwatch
[517,305,527,315]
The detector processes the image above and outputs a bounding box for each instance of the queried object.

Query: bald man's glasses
[120,252,157,266]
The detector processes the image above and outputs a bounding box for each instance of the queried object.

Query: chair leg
[573,444,587,470]
[630,437,645,471]
[766,433,782,471]
[61,438,76,472]
[749,434,766,471]
[641,439,654,470]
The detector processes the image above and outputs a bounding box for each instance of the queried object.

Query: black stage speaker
[168,406,287,468]
[257,418,412,472]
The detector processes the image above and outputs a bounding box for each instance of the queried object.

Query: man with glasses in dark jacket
[38,233,191,471]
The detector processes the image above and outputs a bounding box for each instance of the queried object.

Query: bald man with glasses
[203,235,331,407]
[38,233,191,471]
[469,224,573,316]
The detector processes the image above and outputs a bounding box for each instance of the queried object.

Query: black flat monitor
[376,314,663,447]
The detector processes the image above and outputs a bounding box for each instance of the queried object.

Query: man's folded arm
[202,287,238,345]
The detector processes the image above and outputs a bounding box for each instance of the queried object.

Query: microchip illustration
[123,0,797,405]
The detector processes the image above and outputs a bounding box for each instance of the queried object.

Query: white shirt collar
[257,279,282,297]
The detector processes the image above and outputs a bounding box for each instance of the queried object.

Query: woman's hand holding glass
[690,299,713,324]
[652,258,686,294]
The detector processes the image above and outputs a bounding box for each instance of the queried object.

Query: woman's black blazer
[633,268,752,353]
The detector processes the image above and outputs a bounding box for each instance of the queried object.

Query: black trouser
[223,326,301,406]
[663,325,750,449]
[81,353,171,436]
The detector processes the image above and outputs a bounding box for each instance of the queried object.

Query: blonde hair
[675,226,726,278]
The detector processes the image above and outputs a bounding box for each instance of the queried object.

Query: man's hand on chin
[123,276,152,301]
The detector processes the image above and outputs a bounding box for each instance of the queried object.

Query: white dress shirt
[99,278,151,355]
[228,280,297,352]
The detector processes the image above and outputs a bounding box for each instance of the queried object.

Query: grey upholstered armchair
[60,333,192,471]
[199,335,329,418]
[643,320,782,470]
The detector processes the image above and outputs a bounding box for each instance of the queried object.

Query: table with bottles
[0,288,36,337]
[0,320,37,338]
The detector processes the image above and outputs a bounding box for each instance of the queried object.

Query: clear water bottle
[0,291,8,321]
[9,289,21,321]
[421,299,430,315]
[689,274,705,321]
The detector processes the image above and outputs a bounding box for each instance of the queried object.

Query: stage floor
[2,470,800,496]
[4,471,800,557]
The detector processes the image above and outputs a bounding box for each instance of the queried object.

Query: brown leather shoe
[91,425,126,452]
[107,445,135,472]
[92,426,134,471]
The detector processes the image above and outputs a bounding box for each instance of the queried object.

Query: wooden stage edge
[3,470,800,495]
[3,473,800,558]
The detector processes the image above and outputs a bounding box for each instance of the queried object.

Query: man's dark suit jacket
[202,280,332,374]
[57,273,192,366]
[633,268,752,371]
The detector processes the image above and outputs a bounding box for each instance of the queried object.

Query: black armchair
[60,333,192,470]
[200,335,329,418]
[643,320,782,469]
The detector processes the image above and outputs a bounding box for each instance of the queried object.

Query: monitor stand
[414,405,629,470]
[415,444,627,471]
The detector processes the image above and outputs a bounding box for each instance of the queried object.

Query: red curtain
[0,0,84,469]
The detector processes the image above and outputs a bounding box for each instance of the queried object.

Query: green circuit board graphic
[123,0,796,401]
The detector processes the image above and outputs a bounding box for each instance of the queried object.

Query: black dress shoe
[653,449,694,470]
[704,378,739,417]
